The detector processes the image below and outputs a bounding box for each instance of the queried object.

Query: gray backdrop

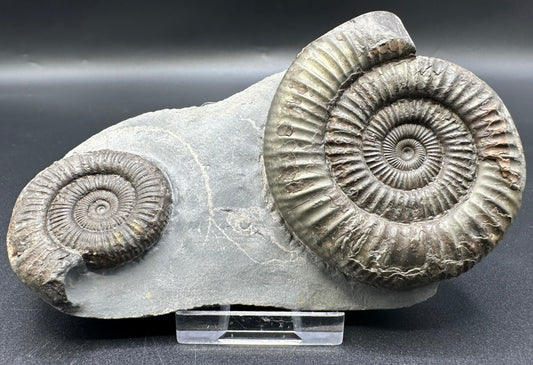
[1,1,531,364]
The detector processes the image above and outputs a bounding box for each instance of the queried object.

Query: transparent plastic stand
[175,305,344,346]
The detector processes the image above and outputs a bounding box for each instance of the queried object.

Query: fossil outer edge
[6,150,173,308]
[263,11,526,289]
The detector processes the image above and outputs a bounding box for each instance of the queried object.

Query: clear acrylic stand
[176,305,345,346]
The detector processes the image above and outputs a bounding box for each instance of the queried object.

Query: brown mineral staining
[130,222,144,235]
[285,180,305,193]
[496,158,521,185]
[263,11,525,289]
[290,81,308,95]
[371,39,400,55]
[479,150,522,187]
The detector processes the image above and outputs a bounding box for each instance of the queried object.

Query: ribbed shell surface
[263,11,526,289]
[7,150,172,305]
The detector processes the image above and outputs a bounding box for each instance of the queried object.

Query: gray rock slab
[63,72,438,318]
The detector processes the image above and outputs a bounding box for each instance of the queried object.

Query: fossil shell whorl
[263,11,526,289]
[7,150,172,306]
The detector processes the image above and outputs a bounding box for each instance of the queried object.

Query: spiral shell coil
[7,150,172,304]
[263,12,526,289]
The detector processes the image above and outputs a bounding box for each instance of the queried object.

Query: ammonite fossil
[7,150,172,306]
[5,11,526,318]
[263,11,526,289]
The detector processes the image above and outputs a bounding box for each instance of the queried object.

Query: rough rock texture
[53,72,438,318]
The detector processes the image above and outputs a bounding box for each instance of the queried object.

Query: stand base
[176,306,344,346]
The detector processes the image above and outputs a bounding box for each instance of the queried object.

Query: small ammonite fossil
[263,11,526,289]
[5,12,527,315]
[7,150,172,306]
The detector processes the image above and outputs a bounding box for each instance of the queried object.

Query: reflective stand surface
[176,306,345,346]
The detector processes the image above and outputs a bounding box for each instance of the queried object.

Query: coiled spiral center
[263,16,525,289]
[37,150,173,268]
[369,122,443,190]
[326,96,477,223]
[393,139,421,166]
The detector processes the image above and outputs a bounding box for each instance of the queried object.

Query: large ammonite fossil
[263,11,526,289]
[5,12,526,317]
[7,150,172,305]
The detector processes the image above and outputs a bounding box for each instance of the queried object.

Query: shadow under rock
[344,281,479,332]
[341,280,505,360]
[33,300,176,341]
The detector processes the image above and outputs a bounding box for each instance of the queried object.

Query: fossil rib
[263,11,526,289]
[5,11,526,318]
[7,150,172,307]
